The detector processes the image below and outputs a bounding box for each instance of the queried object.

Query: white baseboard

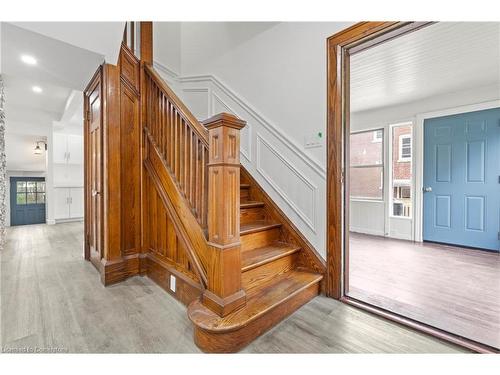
[350,227,385,237]
[54,217,83,224]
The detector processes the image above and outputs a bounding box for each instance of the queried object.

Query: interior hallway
[348,232,500,350]
[1,223,466,353]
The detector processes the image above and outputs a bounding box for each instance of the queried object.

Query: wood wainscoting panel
[145,172,201,283]
[143,169,203,306]
[120,74,141,257]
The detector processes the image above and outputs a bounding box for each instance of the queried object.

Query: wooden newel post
[202,113,247,317]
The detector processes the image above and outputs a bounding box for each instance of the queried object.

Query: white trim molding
[256,133,317,233]
[179,74,326,179]
[174,70,327,256]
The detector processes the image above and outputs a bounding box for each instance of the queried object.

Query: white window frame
[350,128,385,201]
[398,134,412,162]
[389,122,414,220]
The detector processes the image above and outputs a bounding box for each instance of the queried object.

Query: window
[350,129,384,200]
[372,129,383,143]
[399,134,412,161]
[15,179,45,205]
[391,124,413,217]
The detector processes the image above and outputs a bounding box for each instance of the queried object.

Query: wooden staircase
[188,169,323,352]
[87,23,327,353]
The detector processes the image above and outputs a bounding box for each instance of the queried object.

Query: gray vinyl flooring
[1,222,467,353]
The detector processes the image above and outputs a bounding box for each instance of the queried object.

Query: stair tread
[240,200,265,209]
[241,242,301,271]
[240,183,250,189]
[188,270,323,332]
[240,220,281,235]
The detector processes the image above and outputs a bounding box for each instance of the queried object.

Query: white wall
[153,22,354,258]
[5,133,46,172]
[180,22,353,167]
[351,84,500,130]
[154,22,181,76]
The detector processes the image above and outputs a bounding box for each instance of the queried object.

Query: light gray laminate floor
[1,223,467,353]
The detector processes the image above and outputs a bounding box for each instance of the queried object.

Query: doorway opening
[327,22,500,353]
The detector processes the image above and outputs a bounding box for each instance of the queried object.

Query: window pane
[16,193,27,205]
[36,192,46,204]
[27,193,37,204]
[36,181,45,192]
[392,125,413,217]
[27,182,37,192]
[350,130,383,166]
[16,181,26,192]
[350,166,383,199]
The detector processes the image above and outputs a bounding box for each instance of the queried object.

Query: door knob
[423,186,432,192]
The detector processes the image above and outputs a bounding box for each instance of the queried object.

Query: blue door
[423,107,500,251]
[10,177,46,226]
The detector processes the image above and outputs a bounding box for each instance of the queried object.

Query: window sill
[389,215,412,220]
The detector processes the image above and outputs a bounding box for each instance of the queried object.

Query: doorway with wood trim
[326,22,500,353]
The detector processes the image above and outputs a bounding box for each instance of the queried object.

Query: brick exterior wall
[392,125,412,181]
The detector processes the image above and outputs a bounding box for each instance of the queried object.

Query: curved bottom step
[188,270,322,352]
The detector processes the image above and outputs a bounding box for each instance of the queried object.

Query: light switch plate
[304,131,324,149]
[170,275,176,292]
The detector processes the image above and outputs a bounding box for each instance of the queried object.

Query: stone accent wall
[0,76,6,244]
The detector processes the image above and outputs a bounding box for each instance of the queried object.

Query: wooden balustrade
[144,64,209,230]
[142,64,247,316]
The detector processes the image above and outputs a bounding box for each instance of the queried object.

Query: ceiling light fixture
[21,54,37,65]
[32,86,43,93]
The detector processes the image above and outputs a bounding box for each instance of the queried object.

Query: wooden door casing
[326,21,496,353]
[84,67,103,267]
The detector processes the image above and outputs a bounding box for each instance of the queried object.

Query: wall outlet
[304,131,324,149]
[170,275,176,292]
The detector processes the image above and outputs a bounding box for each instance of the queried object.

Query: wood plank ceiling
[350,22,500,113]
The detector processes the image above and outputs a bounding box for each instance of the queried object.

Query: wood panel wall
[145,172,200,280]
[85,41,203,305]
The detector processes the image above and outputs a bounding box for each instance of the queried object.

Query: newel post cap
[202,112,246,130]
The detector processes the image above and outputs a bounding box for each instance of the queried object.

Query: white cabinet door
[54,188,70,220]
[69,187,84,218]
[53,133,68,164]
[67,135,83,165]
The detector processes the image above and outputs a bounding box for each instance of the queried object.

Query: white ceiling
[1,22,104,170]
[10,22,125,64]
[2,23,103,132]
[350,22,500,113]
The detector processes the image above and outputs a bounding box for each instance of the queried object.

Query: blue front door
[10,177,46,226]
[423,107,500,251]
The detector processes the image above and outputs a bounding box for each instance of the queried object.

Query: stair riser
[240,188,250,200]
[242,253,298,290]
[240,227,280,251]
[240,207,266,224]
[193,281,320,353]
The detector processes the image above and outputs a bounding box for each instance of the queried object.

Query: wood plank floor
[348,232,500,350]
[1,223,466,353]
